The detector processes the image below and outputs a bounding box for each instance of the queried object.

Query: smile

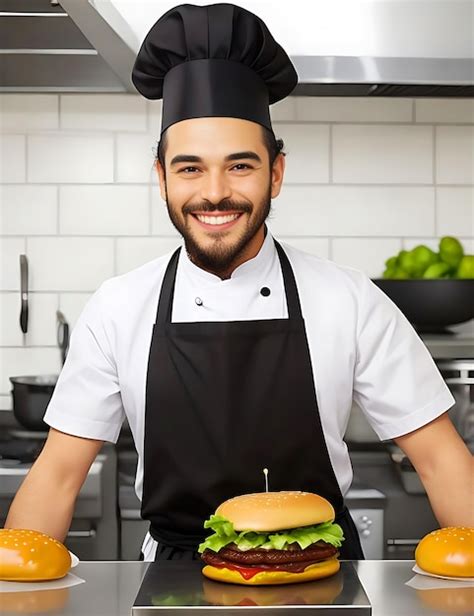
[192,212,244,229]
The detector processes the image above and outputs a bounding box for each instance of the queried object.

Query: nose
[199,169,232,205]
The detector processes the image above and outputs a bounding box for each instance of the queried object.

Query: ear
[270,153,285,199]
[155,160,167,202]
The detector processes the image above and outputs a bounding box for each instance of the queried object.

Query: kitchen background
[1,94,473,409]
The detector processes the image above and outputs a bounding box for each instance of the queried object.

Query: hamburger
[198,491,344,585]
[0,529,71,582]
[415,527,474,578]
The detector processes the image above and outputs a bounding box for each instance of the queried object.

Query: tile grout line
[57,185,60,235]
[24,131,28,183]
[113,132,117,183]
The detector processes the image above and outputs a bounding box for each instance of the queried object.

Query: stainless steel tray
[132,561,371,614]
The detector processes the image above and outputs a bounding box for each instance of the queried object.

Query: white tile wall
[0,95,59,131]
[295,97,412,123]
[270,186,435,236]
[436,126,474,185]
[1,238,26,291]
[416,99,474,124]
[274,124,329,183]
[1,185,58,235]
[60,94,147,132]
[0,94,472,407]
[1,293,58,346]
[59,185,150,235]
[332,238,403,278]
[436,187,474,237]
[116,237,181,275]
[27,237,114,291]
[269,97,297,122]
[279,237,330,259]
[28,134,114,183]
[116,134,158,183]
[151,187,181,236]
[59,293,93,329]
[333,125,433,184]
[1,135,26,182]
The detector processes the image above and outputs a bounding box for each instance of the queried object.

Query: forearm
[418,442,473,527]
[6,459,77,542]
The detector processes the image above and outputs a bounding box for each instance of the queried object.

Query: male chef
[6,4,473,561]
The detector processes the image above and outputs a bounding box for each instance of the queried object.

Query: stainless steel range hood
[1,0,472,97]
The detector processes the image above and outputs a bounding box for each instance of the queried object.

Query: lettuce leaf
[198,515,344,554]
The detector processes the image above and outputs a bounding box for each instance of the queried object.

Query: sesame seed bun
[415,527,474,578]
[0,529,71,582]
[215,491,335,532]
[202,557,340,586]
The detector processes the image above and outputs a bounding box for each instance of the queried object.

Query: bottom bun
[202,558,340,585]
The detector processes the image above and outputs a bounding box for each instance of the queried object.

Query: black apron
[141,239,364,561]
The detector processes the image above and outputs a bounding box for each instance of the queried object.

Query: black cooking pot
[9,375,58,431]
[9,312,69,431]
[372,279,474,333]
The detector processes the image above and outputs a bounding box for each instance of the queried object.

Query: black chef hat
[131,3,298,134]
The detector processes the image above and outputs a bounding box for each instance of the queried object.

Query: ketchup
[215,562,271,580]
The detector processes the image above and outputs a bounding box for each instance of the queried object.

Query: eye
[179,166,200,173]
[232,163,252,171]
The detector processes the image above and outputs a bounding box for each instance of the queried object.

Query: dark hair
[154,125,285,169]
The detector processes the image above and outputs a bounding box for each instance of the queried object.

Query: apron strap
[273,240,304,320]
[156,247,181,326]
[155,239,304,325]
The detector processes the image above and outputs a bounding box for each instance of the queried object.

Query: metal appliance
[1,0,472,96]
[346,481,386,560]
[0,435,119,560]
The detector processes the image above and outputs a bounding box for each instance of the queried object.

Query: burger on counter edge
[198,491,344,585]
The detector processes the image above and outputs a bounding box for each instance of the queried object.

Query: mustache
[182,199,252,216]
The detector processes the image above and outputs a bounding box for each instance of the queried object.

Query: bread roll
[415,527,474,578]
[0,529,71,582]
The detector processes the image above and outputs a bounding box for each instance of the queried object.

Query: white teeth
[196,213,240,225]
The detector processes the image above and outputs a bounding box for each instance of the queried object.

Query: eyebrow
[169,151,262,166]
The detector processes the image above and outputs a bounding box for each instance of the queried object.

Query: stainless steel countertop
[2,561,471,616]
[421,322,474,359]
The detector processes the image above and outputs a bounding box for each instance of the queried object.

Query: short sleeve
[352,274,455,441]
[44,283,125,443]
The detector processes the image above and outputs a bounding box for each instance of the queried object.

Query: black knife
[19,254,28,334]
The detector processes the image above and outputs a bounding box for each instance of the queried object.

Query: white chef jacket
[44,231,455,561]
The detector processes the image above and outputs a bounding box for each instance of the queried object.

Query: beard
[165,185,272,276]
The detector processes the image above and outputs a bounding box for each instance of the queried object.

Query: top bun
[415,527,474,578]
[215,491,335,532]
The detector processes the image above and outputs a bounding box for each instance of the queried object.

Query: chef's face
[155,117,285,277]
